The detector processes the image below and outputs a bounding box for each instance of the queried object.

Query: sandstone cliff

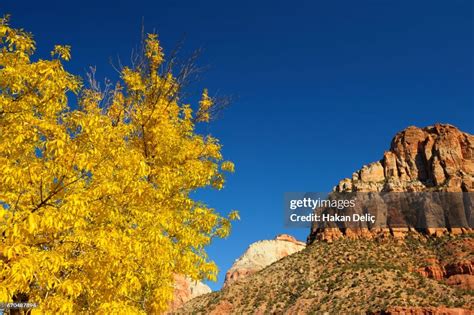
[224,234,305,286]
[309,124,474,243]
[335,124,473,193]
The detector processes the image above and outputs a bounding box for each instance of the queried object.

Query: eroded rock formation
[335,124,474,193]
[309,124,474,243]
[224,234,305,286]
[414,237,474,290]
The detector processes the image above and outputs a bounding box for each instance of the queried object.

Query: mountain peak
[335,124,473,193]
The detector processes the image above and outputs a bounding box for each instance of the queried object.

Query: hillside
[178,234,473,314]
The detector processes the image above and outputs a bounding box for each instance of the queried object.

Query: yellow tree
[0,16,237,313]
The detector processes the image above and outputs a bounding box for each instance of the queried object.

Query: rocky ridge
[168,234,306,311]
[224,234,305,286]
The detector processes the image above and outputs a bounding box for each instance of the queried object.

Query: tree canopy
[0,15,237,313]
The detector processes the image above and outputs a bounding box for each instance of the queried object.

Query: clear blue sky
[3,0,473,290]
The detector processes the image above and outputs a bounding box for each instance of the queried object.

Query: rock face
[224,234,305,287]
[414,237,474,291]
[167,275,211,312]
[335,124,474,193]
[309,124,474,243]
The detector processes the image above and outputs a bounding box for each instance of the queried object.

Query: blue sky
[3,0,473,290]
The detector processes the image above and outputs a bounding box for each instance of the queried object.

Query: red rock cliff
[308,124,474,243]
[335,124,474,193]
